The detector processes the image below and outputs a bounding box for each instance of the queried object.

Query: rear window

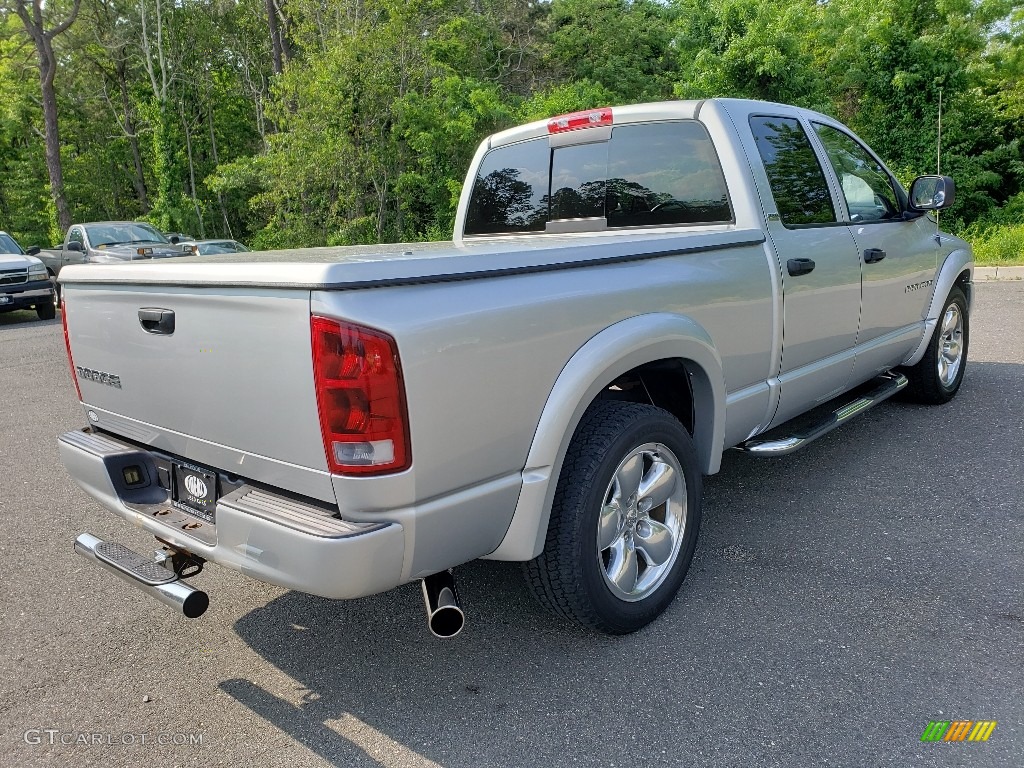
[463,121,732,236]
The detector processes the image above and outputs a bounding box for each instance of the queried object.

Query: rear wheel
[902,285,969,404]
[523,401,702,634]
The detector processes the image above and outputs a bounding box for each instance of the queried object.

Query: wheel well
[955,268,972,309]
[597,359,694,434]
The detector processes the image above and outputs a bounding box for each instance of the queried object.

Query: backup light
[311,316,410,475]
[547,107,613,134]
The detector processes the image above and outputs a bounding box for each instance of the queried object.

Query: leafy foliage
[0,0,1020,253]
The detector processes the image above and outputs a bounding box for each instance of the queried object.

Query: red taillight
[547,107,613,134]
[311,316,410,475]
[61,299,82,401]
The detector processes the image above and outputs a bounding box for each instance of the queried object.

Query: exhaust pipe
[420,570,464,638]
[74,533,209,619]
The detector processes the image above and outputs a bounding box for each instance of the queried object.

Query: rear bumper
[57,429,406,599]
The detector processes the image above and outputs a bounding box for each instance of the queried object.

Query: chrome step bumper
[58,429,407,600]
[738,372,908,456]
[74,533,209,618]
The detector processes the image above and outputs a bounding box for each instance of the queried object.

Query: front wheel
[523,401,702,634]
[36,298,56,320]
[901,285,969,404]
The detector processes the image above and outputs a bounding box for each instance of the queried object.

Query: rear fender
[484,313,725,561]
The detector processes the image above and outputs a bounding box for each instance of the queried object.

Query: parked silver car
[189,239,250,256]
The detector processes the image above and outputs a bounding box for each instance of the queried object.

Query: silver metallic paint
[58,434,407,598]
[902,246,973,367]
[58,98,971,601]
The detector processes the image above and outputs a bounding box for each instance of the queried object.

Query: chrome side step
[737,372,908,456]
[74,533,209,618]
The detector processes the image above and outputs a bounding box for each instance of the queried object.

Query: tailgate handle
[139,308,175,335]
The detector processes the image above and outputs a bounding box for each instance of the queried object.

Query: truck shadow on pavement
[221,558,600,767]
[221,360,1024,767]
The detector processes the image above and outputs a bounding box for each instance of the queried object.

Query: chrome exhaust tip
[421,570,464,638]
[74,533,209,618]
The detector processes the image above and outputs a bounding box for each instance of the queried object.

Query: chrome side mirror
[909,175,956,211]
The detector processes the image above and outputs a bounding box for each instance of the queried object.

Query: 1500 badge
[905,279,933,293]
[76,367,122,389]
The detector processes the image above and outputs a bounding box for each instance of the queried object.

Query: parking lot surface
[1,282,1021,767]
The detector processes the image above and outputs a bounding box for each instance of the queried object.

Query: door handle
[787,258,816,277]
[139,307,175,335]
[863,248,887,264]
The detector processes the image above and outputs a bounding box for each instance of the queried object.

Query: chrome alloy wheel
[937,303,964,387]
[597,443,687,602]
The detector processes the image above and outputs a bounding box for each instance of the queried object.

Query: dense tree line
[0,0,1021,252]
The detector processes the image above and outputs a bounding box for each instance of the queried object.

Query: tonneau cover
[59,229,765,290]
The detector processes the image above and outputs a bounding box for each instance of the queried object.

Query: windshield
[197,241,250,255]
[0,233,24,255]
[84,222,169,248]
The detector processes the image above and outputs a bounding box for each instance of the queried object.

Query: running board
[737,372,908,456]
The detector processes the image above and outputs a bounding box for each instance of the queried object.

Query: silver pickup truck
[58,99,971,637]
[32,221,190,299]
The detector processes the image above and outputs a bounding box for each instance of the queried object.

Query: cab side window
[69,228,85,245]
[749,116,836,227]
[812,123,901,222]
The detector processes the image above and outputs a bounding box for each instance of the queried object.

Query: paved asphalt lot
[1,282,1021,768]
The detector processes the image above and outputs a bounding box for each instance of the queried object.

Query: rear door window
[749,116,837,227]
[464,120,732,235]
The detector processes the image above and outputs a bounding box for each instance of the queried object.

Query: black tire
[48,270,60,304]
[36,299,56,321]
[901,285,969,404]
[523,401,702,634]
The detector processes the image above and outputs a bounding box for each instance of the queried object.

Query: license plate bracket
[171,462,218,524]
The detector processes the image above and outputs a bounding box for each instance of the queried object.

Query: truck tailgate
[62,284,332,501]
